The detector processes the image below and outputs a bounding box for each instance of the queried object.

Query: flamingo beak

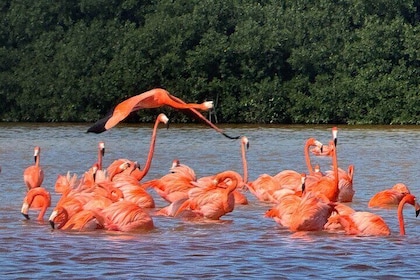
[49,220,55,229]
[320,145,324,153]
[415,203,420,217]
[21,202,30,220]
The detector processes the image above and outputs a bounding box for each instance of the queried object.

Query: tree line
[1,0,420,125]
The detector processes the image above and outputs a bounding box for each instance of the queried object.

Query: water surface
[1,123,419,279]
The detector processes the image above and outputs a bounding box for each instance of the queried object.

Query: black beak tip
[416,209,420,218]
[49,220,55,229]
[22,213,30,220]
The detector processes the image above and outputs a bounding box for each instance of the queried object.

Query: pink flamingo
[305,140,340,202]
[101,200,154,232]
[172,170,240,220]
[368,183,411,208]
[311,127,338,156]
[266,190,335,232]
[23,146,44,190]
[21,187,51,221]
[325,193,420,236]
[143,159,196,203]
[248,138,323,203]
[87,88,239,139]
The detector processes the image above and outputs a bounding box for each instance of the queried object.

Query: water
[1,122,420,279]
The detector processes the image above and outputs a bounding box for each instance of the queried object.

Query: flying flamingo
[325,193,420,236]
[368,183,411,208]
[87,88,239,139]
[23,146,44,190]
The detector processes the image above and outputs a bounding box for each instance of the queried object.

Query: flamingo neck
[304,140,314,174]
[331,143,339,201]
[216,171,238,192]
[139,118,162,181]
[26,189,50,221]
[398,195,408,235]
[35,154,40,167]
[98,149,103,170]
[37,203,49,221]
[241,141,248,184]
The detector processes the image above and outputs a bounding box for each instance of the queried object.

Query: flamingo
[108,113,169,183]
[326,193,420,236]
[316,127,354,202]
[305,140,340,202]
[266,190,335,232]
[101,200,154,232]
[97,141,105,170]
[112,174,155,208]
[172,170,240,220]
[311,127,338,156]
[233,136,250,205]
[21,187,51,221]
[143,159,196,203]
[247,139,322,203]
[87,88,239,139]
[53,209,105,231]
[304,138,324,175]
[23,146,44,190]
[368,183,410,208]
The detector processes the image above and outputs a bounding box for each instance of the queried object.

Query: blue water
[0,123,419,279]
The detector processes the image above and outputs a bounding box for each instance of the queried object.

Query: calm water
[1,123,419,279]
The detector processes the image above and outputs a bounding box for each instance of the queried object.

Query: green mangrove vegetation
[1,0,420,125]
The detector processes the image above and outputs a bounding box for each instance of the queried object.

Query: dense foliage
[1,0,420,124]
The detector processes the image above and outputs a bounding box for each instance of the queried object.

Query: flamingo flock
[18,89,420,236]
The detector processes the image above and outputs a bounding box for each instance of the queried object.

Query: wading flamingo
[173,170,240,220]
[52,209,105,231]
[325,193,420,236]
[266,189,335,232]
[305,140,340,202]
[233,136,250,205]
[23,146,44,190]
[247,139,322,203]
[143,159,196,203]
[108,113,169,182]
[97,141,105,170]
[311,127,338,156]
[21,187,51,221]
[101,200,154,232]
[316,127,354,202]
[87,88,239,139]
[368,183,410,208]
